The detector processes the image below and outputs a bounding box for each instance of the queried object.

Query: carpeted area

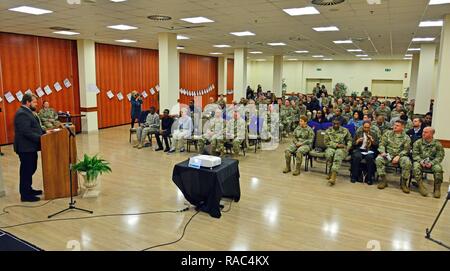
[0,230,42,251]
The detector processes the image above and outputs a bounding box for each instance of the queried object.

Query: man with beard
[14,93,49,202]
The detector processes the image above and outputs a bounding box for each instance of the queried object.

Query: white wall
[247,60,412,96]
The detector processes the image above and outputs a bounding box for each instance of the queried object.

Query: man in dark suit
[14,93,48,202]
[351,121,379,185]
[406,117,424,145]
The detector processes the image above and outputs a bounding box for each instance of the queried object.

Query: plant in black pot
[72,154,111,189]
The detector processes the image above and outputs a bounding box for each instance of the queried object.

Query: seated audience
[134,106,161,149]
[38,101,61,130]
[156,109,174,152]
[226,110,246,156]
[406,117,423,145]
[283,116,314,176]
[351,121,379,185]
[198,108,225,155]
[348,111,363,129]
[168,108,193,153]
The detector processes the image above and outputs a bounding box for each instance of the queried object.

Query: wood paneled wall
[226,59,234,102]
[0,33,80,145]
[95,43,159,129]
[179,53,218,108]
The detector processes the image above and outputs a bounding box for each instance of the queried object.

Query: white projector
[189,155,222,169]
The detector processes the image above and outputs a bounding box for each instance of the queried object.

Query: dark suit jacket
[352,129,379,152]
[14,106,45,153]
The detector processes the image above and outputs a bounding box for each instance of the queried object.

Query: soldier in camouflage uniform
[324,119,353,185]
[321,93,332,109]
[360,87,372,102]
[375,103,391,121]
[372,115,390,137]
[198,108,225,155]
[226,110,246,155]
[280,100,293,137]
[342,105,353,123]
[413,127,445,198]
[290,100,300,131]
[38,101,61,130]
[390,104,403,120]
[283,116,314,176]
[376,120,412,193]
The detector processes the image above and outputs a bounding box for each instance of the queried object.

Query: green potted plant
[72,154,111,189]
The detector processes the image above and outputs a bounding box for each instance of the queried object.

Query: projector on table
[189,155,221,169]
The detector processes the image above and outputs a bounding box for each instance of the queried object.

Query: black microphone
[64,123,76,137]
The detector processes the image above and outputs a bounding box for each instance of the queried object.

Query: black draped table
[172,158,241,218]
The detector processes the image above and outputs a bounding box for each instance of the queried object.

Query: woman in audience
[313,110,327,123]
[168,108,192,154]
[324,106,334,122]
[130,91,143,128]
[348,111,363,129]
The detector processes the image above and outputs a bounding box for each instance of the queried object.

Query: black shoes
[155,147,164,151]
[21,196,40,202]
[31,189,43,196]
[164,148,170,152]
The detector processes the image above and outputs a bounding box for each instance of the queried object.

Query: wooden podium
[41,125,78,200]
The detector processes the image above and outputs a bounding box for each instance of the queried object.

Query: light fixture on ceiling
[287,59,298,61]
[53,31,80,35]
[412,37,435,42]
[429,0,450,5]
[313,26,340,32]
[177,46,185,50]
[8,6,53,15]
[115,39,136,43]
[419,20,443,27]
[110,0,127,2]
[295,50,309,53]
[361,58,372,60]
[255,59,266,61]
[333,40,353,44]
[356,54,369,57]
[210,52,223,55]
[311,0,346,6]
[249,51,263,54]
[408,48,421,51]
[312,55,324,58]
[323,58,333,61]
[283,6,320,16]
[147,15,172,21]
[230,31,255,36]
[267,42,286,46]
[213,45,231,48]
[180,17,214,24]
[405,54,413,57]
[107,24,138,30]
[347,49,363,52]
[403,57,412,60]
[177,35,190,40]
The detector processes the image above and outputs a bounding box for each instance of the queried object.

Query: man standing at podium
[14,93,48,202]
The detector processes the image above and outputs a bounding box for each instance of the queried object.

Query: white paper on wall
[64,78,72,88]
[107,90,114,99]
[150,88,155,95]
[4,92,15,103]
[142,91,148,98]
[126,93,132,101]
[36,87,45,97]
[117,92,124,101]
[155,85,160,92]
[16,90,24,102]
[25,89,33,95]
[44,85,52,95]
[54,82,63,92]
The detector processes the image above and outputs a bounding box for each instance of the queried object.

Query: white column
[408,53,420,101]
[434,14,450,181]
[77,40,98,133]
[233,48,248,100]
[415,44,436,114]
[273,55,283,97]
[218,57,228,96]
[0,157,5,197]
[158,33,179,110]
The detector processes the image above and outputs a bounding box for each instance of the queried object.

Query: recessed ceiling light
[147,15,172,21]
[405,54,413,57]
[177,35,190,40]
[283,6,320,16]
[313,26,339,32]
[356,54,369,57]
[408,48,421,51]
[333,40,353,44]
[107,24,138,31]
[230,31,255,36]
[110,0,127,2]
[177,46,185,50]
[213,45,231,48]
[404,57,413,60]
[295,50,309,53]
[323,58,333,61]
[412,37,435,42]
[429,0,450,5]
[361,58,372,60]
[210,52,223,55]
[347,49,363,52]
[8,6,53,15]
[53,31,80,36]
[312,55,324,58]
[267,42,286,46]
[115,39,136,43]
[255,59,266,61]
[419,20,443,27]
[287,59,298,61]
[249,51,263,54]
[180,17,214,24]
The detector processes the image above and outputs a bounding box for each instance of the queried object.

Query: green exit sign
[316,68,322,71]
[385,68,391,72]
